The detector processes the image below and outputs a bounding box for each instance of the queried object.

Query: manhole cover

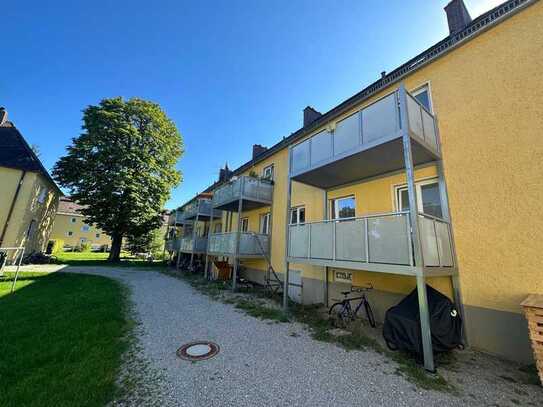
[177,341,220,361]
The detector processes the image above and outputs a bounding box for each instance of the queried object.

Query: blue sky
[1,0,500,209]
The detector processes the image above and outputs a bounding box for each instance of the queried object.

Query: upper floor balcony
[287,211,455,276]
[182,198,222,220]
[207,232,270,258]
[170,210,192,225]
[212,176,273,211]
[290,86,440,189]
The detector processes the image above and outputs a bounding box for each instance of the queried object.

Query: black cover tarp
[383,284,463,359]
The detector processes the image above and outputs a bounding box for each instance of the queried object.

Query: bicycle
[328,284,376,329]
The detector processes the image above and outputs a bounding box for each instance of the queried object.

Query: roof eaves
[229,0,535,175]
[188,0,536,195]
[6,125,64,195]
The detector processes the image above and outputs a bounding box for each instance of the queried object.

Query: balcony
[178,236,208,253]
[287,212,455,276]
[212,176,273,211]
[171,210,191,225]
[183,198,222,220]
[207,232,270,258]
[290,88,440,189]
[165,237,180,252]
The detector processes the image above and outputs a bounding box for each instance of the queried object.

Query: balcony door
[396,179,443,218]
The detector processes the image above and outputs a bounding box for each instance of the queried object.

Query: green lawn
[54,251,167,267]
[0,272,131,407]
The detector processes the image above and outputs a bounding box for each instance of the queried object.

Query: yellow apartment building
[0,109,61,259]
[49,196,112,251]
[170,0,543,368]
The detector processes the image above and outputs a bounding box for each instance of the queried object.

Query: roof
[178,0,535,207]
[57,196,86,215]
[0,121,63,194]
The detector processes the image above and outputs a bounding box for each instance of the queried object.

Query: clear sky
[2,0,501,209]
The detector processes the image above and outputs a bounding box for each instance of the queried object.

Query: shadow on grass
[0,272,132,407]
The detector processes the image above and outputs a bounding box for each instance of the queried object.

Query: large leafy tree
[53,97,182,262]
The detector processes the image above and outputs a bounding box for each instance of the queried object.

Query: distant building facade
[50,197,112,250]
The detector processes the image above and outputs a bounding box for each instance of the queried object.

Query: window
[290,206,306,224]
[213,223,222,233]
[71,217,77,223]
[80,237,87,243]
[240,218,249,232]
[67,231,73,237]
[396,179,443,218]
[262,164,274,181]
[412,85,432,112]
[331,196,355,220]
[37,187,48,204]
[260,213,271,234]
[81,224,90,232]
[95,233,100,238]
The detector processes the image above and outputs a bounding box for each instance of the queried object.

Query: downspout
[0,170,27,247]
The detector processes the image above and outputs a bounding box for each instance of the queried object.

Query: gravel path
[59,267,541,407]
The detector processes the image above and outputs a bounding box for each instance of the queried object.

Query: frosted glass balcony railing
[290,88,439,181]
[178,236,208,253]
[212,176,273,209]
[207,232,270,257]
[288,211,454,270]
[183,199,221,220]
[171,211,189,224]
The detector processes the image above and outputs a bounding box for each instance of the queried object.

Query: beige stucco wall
[0,167,60,255]
[50,213,112,249]
[215,1,543,321]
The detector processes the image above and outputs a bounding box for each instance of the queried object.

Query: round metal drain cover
[177,341,220,361]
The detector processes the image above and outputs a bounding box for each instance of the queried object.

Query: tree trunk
[108,234,123,262]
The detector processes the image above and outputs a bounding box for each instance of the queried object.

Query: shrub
[50,239,64,254]
[80,242,92,252]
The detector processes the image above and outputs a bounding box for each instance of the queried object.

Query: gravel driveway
[59,267,541,407]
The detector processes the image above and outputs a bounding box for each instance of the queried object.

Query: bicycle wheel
[329,303,349,328]
[363,299,376,328]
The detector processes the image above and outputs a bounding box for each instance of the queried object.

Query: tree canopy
[53,97,182,261]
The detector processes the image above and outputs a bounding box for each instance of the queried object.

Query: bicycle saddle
[341,291,351,295]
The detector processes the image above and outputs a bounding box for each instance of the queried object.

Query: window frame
[411,83,433,113]
[240,217,249,233]
[67,231,73,237]
[330,195,356,220]
[289,206,306,225]
[37,187,48,204]
[259,212,271,234]
[395,178,443,218]
[262,164,274,181]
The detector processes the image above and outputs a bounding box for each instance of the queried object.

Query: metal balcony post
[204,215,212,280]
[190,213,199,269]
[176,237,182,270]
[323,189,329,307]
[434,114,467,346]
[283,148,293,310]
[232,177,244,291]
[399,84,435,372]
